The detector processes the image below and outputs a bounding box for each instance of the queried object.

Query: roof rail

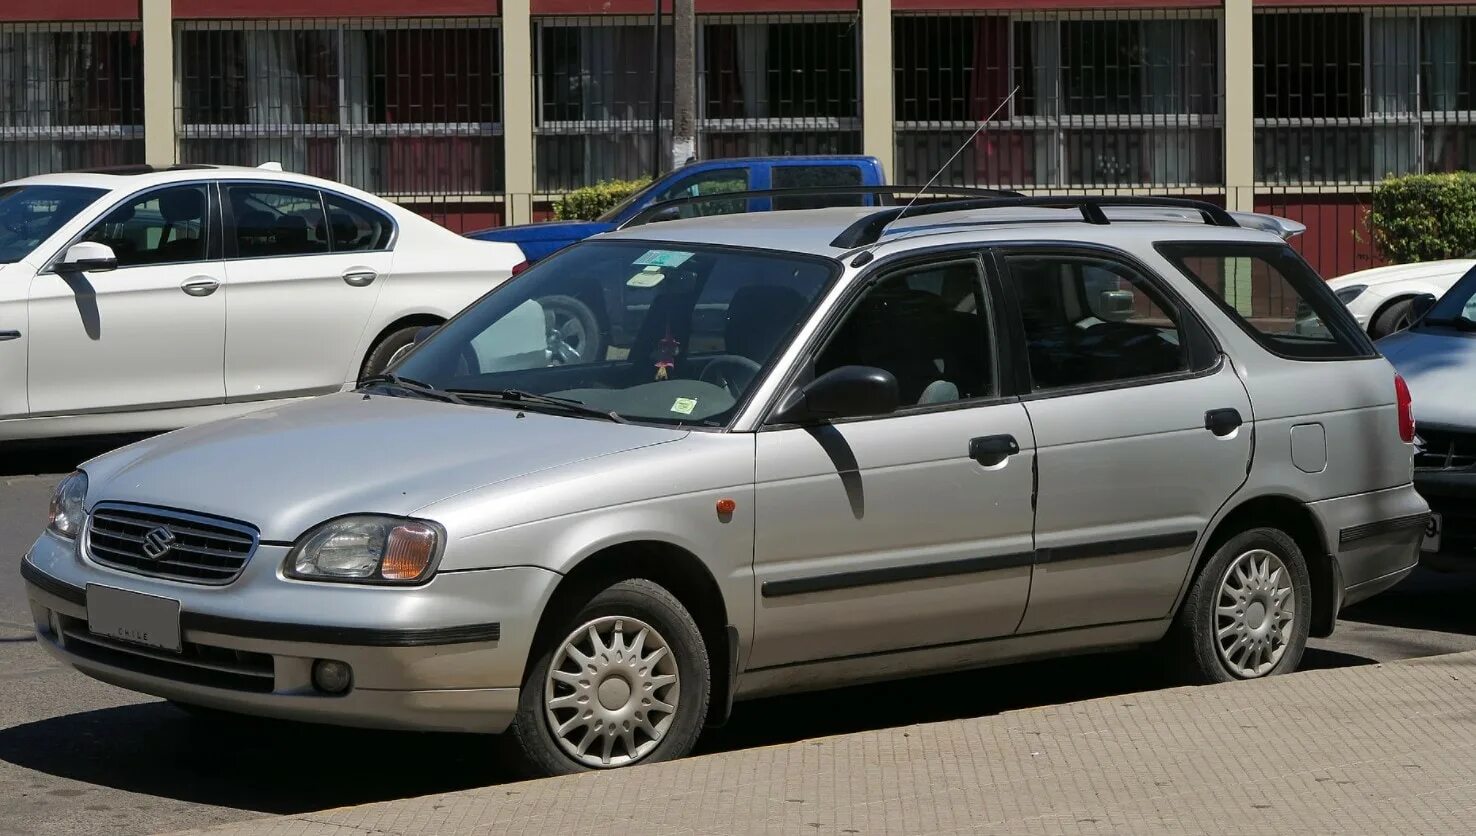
[829,195,1241,250]
[619,185,1024,230]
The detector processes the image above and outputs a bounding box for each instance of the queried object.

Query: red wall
[0,0,137,20]
[173,1,500,18]
[1255,194,1383,280]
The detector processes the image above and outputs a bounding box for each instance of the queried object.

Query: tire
[538,295,603,365]
[359,325,426,381]
[505,578,710,776]
[1370,297,1415,339]
[1168,527,1312,684]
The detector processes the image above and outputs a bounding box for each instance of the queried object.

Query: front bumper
[22,530,558,733]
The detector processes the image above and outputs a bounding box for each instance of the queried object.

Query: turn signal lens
[381,522,439,581]
[1395,373,1415,444]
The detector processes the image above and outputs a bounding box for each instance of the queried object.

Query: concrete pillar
[671,0,697,167]
[141,0,176,167]
[1223,0,1255,212]
[503,0,536,225]
[859,0,894,179]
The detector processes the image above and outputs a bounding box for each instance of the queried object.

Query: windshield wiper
[1422,317,1476,331]
[446,388,628,423]
[358,373,469,405]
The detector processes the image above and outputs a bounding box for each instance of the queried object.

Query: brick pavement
[171,651,1476,835]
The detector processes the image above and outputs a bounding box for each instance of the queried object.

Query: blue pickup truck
[467,155,887,263]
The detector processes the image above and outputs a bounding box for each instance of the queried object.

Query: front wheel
[1169,527,1312,683]
[506,578,710,776]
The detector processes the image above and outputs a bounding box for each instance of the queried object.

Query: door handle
[180,277,220,297]
[0,330,20,341]
[969,434,1020,466]
[1205,408,1243,437]
[342,270,378,287]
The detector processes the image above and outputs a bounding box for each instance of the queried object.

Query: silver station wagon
[23,195,1426,775]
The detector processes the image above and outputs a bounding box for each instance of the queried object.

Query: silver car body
[23,206,1425,732]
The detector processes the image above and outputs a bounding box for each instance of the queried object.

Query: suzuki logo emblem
[141,527,176,559]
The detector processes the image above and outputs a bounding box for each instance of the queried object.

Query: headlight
[1334,284,1367,304]
[285,515,443,584]
[47,471,88,539]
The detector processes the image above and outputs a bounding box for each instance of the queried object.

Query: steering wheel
[698,355,763,396]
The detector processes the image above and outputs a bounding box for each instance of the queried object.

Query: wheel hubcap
[545,309,588,365]
[1215,548,1295,678]
[543,615,679,768]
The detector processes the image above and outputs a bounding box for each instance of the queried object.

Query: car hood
[1380,327,1476,430]
[465,220,614,244]
[81,392,686,542]
[1329,259,1476,290]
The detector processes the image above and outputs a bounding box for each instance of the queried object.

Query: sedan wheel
[539,295,602,366]
[1214,549,1296,678]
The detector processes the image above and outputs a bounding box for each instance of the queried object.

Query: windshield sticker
[670,397,697,415]
[633,249,694,268]
[627,267,666,288]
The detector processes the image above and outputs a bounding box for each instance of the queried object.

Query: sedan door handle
[1205,408,1244,437]
[342,270,378,287]
[180,277,220,297]
[969,434,1020,466]
[0,330,20,341]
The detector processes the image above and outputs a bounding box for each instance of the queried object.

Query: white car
[0,163,522,442]
[1326,258,1476,338]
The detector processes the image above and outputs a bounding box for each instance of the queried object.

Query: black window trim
[1154,240,1379,363]
[219,179,400,262]
[758,245,1017,431]
[42,180,219,274]
[987,241,1225,402]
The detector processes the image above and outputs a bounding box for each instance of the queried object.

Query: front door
[27,183,226,416]
[994,247,1254,633]
[221,183,392,401]
[750,256,1037,670]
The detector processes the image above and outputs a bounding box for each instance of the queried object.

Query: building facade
[3,0,1474,276]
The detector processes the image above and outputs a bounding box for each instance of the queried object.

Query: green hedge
[553,179,651,221]
[1370,173,1476,263]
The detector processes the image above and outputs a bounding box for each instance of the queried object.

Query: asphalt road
[2,438,1473,836]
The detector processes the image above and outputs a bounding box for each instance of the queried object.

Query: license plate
[86,585,181,653]
[1422,513,1443,554]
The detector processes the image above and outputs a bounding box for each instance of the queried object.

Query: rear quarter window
[1155,242,1376,360]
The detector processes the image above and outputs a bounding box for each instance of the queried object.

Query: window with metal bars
[176,18,503,197]
[0,24,144,181]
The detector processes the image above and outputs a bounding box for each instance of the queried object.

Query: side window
[226,184,327,259]
[82,185,209,268]
[1003,253,1191,390]
[1157,242,1375,359]
[656,168,748,218]
[772,165,865,210]
[816,261,994,407]
[324,195,394,252]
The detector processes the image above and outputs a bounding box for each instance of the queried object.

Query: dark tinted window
[817,261,993,406]
[1004,252,1190,389]
[1158,243,1375,360]
[227,184,327,258]
[772,165,864,210]
[82,185,209,267]
[324,195,394,251]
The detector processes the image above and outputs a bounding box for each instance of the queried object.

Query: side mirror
[648,206,681,224]
[413,324,440,345]
[54,241,118,273]
[770,365,899,425]
[1097,289,1136,322]
[1409,293,1439,325]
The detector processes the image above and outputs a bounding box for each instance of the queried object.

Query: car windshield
[0,185,107,263]
[1420,265,1476,330]
[391,240,836,426]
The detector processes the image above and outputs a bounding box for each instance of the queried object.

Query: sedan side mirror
[54,241,118,274]
[770,365,899,425]
[1097,289,1137,322]
[413,324,440,345]
[647,206,681,224]
[1409,293,1439,325]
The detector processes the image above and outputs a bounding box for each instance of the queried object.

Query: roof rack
[619,185,1024,230]
[829,195,1241,249]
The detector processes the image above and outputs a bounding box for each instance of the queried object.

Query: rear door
[994,246,1253,633]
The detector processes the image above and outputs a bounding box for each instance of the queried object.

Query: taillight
[511,260,530,276]
[1395,373,1415,444]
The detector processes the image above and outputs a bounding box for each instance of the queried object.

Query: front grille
[86,502,258,585]
[57,614,275,693]
[1415,429,1476,471]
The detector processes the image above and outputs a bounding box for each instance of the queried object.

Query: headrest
[159,189,204,223]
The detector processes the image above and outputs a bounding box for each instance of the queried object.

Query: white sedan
[1326,258,1476,338]
[0,163,523,442]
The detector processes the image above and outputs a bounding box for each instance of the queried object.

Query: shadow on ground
[1340,566,1476,636]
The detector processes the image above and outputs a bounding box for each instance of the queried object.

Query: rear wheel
[539,295,603,365]
[1370,297,1415,339]
[1169,527,1311,683]
[359,324,429,381]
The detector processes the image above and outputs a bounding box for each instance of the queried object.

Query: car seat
[155,189,205,262]
[723,285,809,365]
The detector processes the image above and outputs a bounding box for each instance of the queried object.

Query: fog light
[312,659,353,694]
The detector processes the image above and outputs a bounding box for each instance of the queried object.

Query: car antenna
[851,85,1020,267]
